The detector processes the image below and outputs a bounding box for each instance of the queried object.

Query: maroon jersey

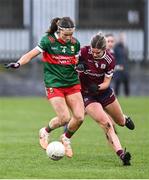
[79,46,115,95]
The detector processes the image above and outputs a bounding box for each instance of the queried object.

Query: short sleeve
[105,56,115,77]
[36,36,47,52]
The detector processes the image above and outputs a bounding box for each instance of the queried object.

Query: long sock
[65,128,75,138]
[116,149,125,160]
[45,126,53,133]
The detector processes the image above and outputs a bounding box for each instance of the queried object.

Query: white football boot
[60,134,73,158]
[39,127,49,150]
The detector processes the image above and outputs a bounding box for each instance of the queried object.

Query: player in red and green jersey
[6,17,85,158]
[36,25,80,88]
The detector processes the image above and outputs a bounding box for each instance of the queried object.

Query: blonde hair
[91,32,106,49]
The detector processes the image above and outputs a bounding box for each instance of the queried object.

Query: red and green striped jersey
[36,32,80,87]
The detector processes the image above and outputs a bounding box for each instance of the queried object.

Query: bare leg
[65,92,84,136]
[104,98,125,126]
[39,97,70,150]
[60,92,84,157]
[85,102,131,165]
[47,97,71,131]
[86,102,122,152]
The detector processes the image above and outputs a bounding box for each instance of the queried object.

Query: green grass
[0,96,149,179]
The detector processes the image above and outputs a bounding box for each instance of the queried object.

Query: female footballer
[77,33,135,165]
[6,17,85,158]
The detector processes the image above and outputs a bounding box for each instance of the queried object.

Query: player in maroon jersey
[78,33,134,130]
[77,33,134,165]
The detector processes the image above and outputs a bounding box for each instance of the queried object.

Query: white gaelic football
[46,141,65,161]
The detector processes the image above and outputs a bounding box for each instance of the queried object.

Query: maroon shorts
[82,87,115,108]
[45,84,81,99]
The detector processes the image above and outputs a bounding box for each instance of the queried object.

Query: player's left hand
[4,62,20,69]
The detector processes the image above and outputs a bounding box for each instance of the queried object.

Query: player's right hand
[4,62,20,69]
[76,62,86,72]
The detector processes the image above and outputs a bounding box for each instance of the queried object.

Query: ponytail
[46,17,60,34]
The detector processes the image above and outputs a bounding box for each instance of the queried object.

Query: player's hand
[76,63,86,72]
[4,62,20,69]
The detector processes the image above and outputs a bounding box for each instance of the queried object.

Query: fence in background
[0,0,148,62]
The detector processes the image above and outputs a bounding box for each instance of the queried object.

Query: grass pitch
[0,96,149,179]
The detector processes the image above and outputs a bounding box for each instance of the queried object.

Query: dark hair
[46,17,60,34]
[58,17,75,28]
[46,17,75,34]
[91,33,106,50]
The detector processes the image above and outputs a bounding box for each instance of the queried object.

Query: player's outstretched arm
[5,48,41,69]
[5,62,20,69]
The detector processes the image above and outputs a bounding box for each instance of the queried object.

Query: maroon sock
[116,149,124,160]
[45,126,53,133]
[65,129,75,138]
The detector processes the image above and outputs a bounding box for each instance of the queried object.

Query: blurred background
[0,0,149,96]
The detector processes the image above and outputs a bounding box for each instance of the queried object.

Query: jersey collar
[99,50,106,59]
[54,32,66,44]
